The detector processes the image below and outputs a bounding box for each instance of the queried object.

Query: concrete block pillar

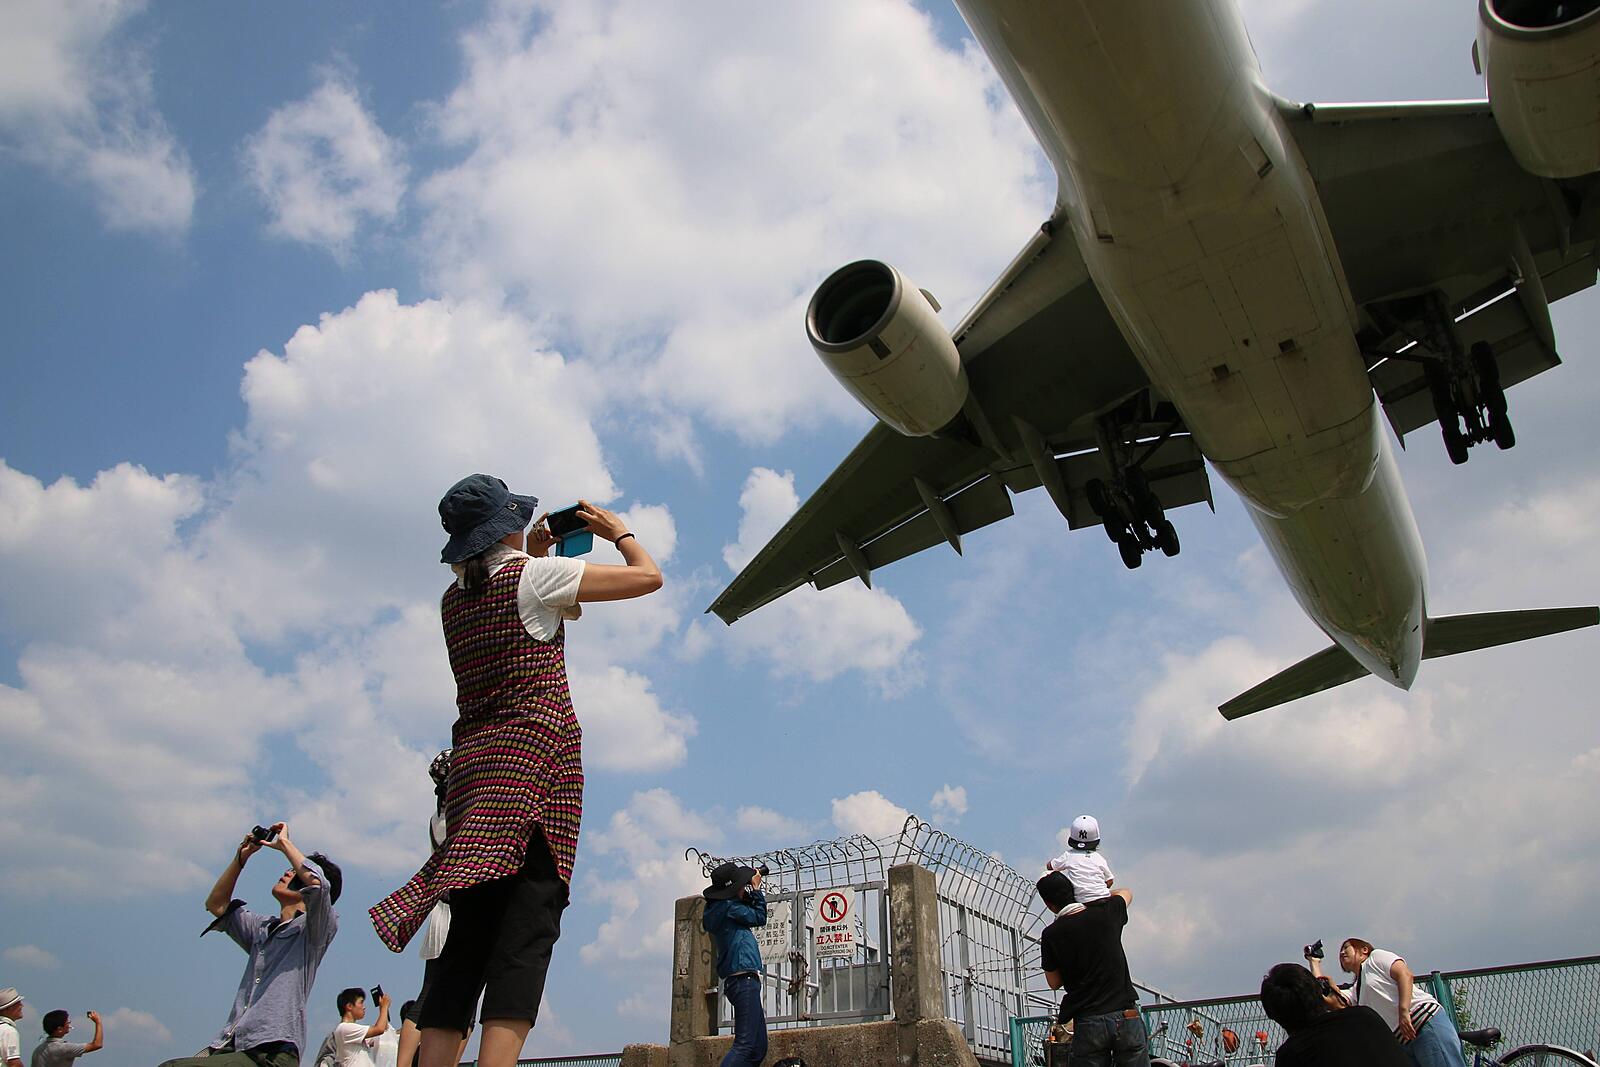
[889,862,944,1025]
[668,894,717,1063]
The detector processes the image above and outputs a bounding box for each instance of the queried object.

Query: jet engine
[806,260,969,437]
[1477,0,1600,178]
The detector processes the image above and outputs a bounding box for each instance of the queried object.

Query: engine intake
[1478,0,1600,177]
[806,260,969,437]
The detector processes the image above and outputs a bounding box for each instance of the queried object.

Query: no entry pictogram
[819,891,850,923]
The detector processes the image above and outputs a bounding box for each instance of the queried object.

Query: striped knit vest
[442,558,570,719]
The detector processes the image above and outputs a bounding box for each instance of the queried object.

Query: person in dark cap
[702,864,768,1067]
[371,476,662,1067]
[160,822,341,1067]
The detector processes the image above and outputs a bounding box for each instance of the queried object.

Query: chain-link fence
[691,815,1056,1064]
[1008,954,1600,1066]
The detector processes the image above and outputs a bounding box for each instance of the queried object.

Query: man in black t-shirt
[1261,963,1409,1066]
[1035,872,1149,1067]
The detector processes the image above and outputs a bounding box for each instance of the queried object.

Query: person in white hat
[1045,814,1115,907]
[0,988,26,1067]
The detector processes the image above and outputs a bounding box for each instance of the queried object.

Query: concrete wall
[620,863,980,1067]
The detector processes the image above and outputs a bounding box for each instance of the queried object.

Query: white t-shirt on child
[1045,848,1113,904]
[333,1022,377,1067]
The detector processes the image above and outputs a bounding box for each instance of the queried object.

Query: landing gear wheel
[1116,535,1143,570]
[1154,518,1180,557]
[1086,478,1112,517]
[1442,420,1469,465]
[1491,409,1516,450]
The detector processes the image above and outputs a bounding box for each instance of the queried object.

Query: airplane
[709,0,1600,718]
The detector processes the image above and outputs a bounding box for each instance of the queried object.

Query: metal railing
[1007,954,1600,1067]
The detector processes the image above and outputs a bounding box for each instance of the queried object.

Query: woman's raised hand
[576,500,629,543]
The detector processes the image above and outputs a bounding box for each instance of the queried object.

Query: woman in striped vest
[371,474,662,1067]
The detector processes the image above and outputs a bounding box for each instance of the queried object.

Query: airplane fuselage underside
[955,0,1428,686]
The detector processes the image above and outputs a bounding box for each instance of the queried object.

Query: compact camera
[1304,938,1324,960]
[250,825,278,843]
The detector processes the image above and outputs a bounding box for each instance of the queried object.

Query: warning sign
[811,888,857,961]
[756,900,791,966]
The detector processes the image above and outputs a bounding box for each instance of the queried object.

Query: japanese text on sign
[756,901,791,966]
[811,888,856,961]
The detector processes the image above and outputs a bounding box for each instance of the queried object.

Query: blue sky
[3,0,1599,1060]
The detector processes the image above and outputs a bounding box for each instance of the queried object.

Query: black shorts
[415,828,569,1034]
[401,958,438,1026]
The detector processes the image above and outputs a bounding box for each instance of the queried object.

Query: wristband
[615,532,636,545]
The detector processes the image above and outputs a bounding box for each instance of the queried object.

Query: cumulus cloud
[717,468,923,689]
[0,0,195,232]
[244,72,408,255]
[930,784,968,822]
[734,805,809,845]
[3,945,59,969]
[830,790,910,840]
[103,1008,171,1044]
[0,290,691,892]
[418,0,1050,445]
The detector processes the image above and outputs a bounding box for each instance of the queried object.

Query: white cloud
[734,805,808,845]
[0,0,195,232]
[830,790,910,840]
[103,1008,171,1044]
[718,468,923,688]
[0,290,690,893]
[418,0,1050,444]
[244,73,408,256]
[580,790,718,976]
[567,666,695,773]
[2,945,59,969]
[929,784,968,822]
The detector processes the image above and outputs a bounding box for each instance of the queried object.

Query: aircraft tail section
[1219,606,1598,720]
[1419,607,1599,659]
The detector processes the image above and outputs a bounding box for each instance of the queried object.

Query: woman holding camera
[370,474,662,1067]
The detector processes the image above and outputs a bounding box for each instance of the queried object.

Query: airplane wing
[709,220,1213,624]
[1282,99,1600,440]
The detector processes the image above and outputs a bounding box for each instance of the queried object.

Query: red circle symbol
[819,891,850,923]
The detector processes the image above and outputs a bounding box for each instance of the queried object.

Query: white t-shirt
[333,1021,377,1067]
[453,545,585,641]
[0,1019,21,1065]
[373,1028,399,1067]
[1352,949,1441,1035]
[1046,848,1113,905]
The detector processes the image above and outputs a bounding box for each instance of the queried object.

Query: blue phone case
[556,531,594,557]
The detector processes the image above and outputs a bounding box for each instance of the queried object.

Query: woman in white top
[1309,937,1466,1067]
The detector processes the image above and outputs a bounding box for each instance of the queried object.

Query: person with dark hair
[157,822,339,1067]
[29,1011,101,1067]
[702,864,768,1067]
[371,477,663,1067]
[1260,963,1407,1066]
[1309,939,1466,1067]
[1035,872,1149,1067]
[332,988,389,1067]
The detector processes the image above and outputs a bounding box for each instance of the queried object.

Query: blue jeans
[1068,1010,1151,1067]
[1406,1013,1468,1067]
[720,973,767,1067]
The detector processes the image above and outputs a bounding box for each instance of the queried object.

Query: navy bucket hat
[438,474,539,564]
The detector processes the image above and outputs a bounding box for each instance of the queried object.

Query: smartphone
[545,504,586,539]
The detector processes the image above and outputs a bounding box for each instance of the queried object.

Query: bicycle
[1459,1026,1599,1067]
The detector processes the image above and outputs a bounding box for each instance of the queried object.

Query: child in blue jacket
[701,863,767,1067]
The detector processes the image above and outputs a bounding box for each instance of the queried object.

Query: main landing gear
[1428,339,1515,465]
[1085,414,1181,570]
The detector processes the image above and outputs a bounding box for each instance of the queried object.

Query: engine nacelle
[1477,0,1600,178]
[806,260,969,437]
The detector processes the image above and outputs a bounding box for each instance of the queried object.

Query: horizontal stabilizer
[1220,606,1599,719]
[1219,645,1368,721]
[1422,607,1599,659]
